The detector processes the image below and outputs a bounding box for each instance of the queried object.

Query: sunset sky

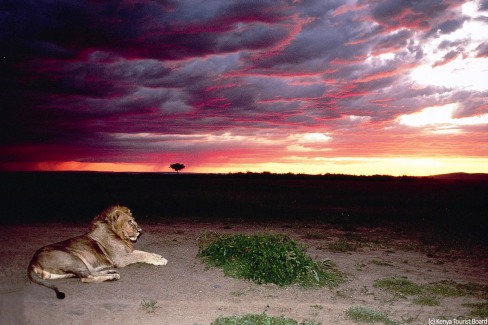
[1,0,487,176]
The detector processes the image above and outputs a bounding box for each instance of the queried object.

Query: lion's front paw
[157,257,168,266]
[149,254,168,266]
[108,273,121,281]
[104,269,119,275]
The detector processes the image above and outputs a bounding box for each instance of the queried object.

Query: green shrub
[197,232,344,287]
[211,314,320,325]
[345,306,398,325]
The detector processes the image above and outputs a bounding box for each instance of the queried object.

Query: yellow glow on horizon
[193,157,488,176]
[2,156,487,177]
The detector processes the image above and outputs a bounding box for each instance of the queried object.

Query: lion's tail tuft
[27,265,66,300]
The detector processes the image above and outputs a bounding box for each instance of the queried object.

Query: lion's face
[113,209,142,242]
[93,206,142,242]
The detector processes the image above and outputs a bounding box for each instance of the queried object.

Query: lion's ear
[100,208,119,225]
[109,209,122,223]
[91,206,124,230]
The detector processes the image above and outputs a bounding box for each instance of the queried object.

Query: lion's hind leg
[98,269,119,275]
[78,269,120,283]
[45,272,77,279]
[28,265,67,299]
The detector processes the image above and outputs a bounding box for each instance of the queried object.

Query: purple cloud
[1,0,487,173]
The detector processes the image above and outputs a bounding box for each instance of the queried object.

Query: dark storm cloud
[372,0,431,31]
[247,4,374,74]
[1,0,487,169]
[480,0,488,10]
[476,42,488,57]
[434,18,465,34]
[425,18,466,38]
[95,0,296,60]
[432,50,460,67]
[438,39,466,50]
[371,29,413,55]
[451,90,488,117]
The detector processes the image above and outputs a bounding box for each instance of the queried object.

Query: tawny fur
[27,205,167,299]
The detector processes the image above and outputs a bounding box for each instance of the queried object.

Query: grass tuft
[374,277,487,309]
[413,294,440,306]
[328,239,359,252]
[140,298,158,313]
[427,280,465,297]
[345,306,398,325]
[210,314,321,325]
[373,277,423,296]
[197,232,344,287]
[463,302,488,318]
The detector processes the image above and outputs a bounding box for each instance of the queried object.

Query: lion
[27,205,167,299]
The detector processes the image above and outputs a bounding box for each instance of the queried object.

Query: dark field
[1,172,487,241]
[1,171,487,324]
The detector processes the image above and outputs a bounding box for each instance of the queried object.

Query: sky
[1,0,488,176]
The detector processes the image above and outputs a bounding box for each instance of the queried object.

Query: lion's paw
[103,269,119,275]
[149,254,168,266]
[107,273,120,281]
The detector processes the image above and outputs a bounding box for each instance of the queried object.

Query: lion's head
[91,205,142,242]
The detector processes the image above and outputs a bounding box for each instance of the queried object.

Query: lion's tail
[27,265,65,299]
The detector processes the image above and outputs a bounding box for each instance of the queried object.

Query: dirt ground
[1,220,486,325]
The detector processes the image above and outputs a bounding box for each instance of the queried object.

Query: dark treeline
[1,171,487,240]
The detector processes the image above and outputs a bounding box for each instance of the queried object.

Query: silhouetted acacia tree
[169,163,185,174]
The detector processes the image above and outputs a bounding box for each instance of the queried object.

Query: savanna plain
[1,172,487,325]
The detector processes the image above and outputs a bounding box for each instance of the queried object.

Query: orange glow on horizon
[2,157,487,177]
[0,161,161,173]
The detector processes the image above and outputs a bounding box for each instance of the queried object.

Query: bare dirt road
[1,221,486,325]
